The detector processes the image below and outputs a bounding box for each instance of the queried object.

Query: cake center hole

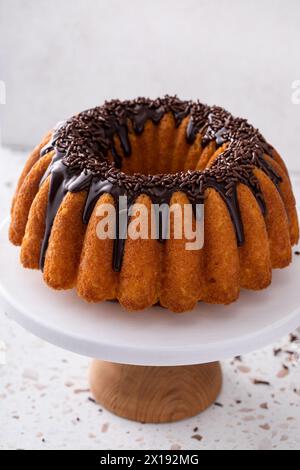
[110,115,200,176]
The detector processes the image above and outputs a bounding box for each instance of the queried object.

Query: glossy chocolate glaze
[38,96,281,272]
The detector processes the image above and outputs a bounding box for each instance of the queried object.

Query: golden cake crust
[9,97,299,313]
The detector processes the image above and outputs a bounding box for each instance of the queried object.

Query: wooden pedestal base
[89,360,222,423]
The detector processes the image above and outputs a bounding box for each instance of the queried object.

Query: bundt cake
[9,96,299,313]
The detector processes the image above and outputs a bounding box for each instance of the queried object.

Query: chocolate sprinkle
[39,95,281,272]
[290,334,299,343]
[191,434,203,442]
[253,379,271,386]
[214,402,224,407]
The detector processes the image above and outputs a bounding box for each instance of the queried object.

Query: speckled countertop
[0,147,300,451]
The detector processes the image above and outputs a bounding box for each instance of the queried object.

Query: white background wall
[0,0,300,170]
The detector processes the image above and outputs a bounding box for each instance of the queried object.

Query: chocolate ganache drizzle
[39,96,281,272]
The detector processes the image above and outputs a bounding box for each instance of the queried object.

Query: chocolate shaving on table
[214,402,224,407]
[290,334,299,343]
[253,379,271,386]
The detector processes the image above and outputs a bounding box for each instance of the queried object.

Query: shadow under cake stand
[1,218,300,423]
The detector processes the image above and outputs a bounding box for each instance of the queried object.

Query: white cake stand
[1,218,300,423]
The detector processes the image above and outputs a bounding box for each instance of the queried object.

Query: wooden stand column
[89,360,222,423]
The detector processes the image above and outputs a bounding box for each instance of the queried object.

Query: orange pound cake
[9,96,299,313]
